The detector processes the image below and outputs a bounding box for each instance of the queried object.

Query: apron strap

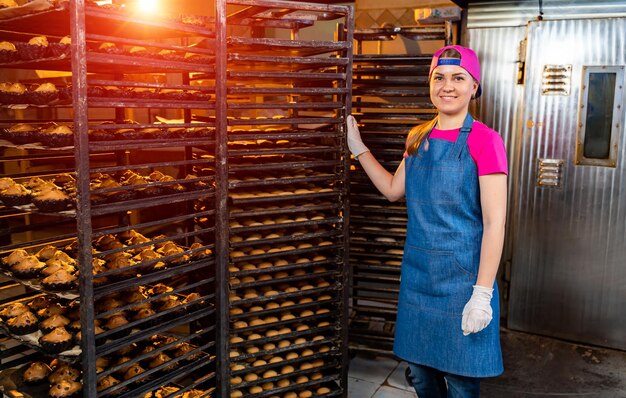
[450,113,474,159]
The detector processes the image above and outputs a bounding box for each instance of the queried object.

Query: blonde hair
[405,117,437,156]
[406,48,463,156]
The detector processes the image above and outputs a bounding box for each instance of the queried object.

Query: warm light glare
[136,0,159,13]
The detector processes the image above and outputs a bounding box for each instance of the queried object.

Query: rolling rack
[348,26,451,354]
[212,0,353,397]
[0,0,353,396]
[0,1,217,397]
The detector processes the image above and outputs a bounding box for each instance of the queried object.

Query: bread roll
[230,307,244,315]
[281,313,295,321]
[269,356,283,364]
[241,263,257,270]
[233,321,248,329]
[263,370,278,378]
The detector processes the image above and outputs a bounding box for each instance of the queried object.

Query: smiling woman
[347,45,509,398]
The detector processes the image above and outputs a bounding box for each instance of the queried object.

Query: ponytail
[405,116,437,156]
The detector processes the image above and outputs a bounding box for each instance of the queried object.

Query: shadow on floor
[348,328,626,398]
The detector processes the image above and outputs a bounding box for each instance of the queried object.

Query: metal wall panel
[467,0,626,28]
[466,26,526,318]
[508,18,626,350]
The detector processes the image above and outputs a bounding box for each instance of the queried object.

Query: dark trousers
[407,363,481,398]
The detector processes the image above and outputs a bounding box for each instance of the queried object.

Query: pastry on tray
[16,36,49,61]
[2,248,29,268]
[23,361,52,385]
[48,364,81,384]
[41,268,77,291]
[1,122,38,144]
[0,40,18,63]
[27,82,59,105]
[11,255,46,278]
[39,326,74,354]
[49,379,83,398]
[40,314,71,334]
[0,301,29,320]
[49,35,71,57]
[6,310,39,335]
[0,181,31,206]
[0,82,28,104]
[32,185,72,211]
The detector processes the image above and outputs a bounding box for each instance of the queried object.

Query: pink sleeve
[475,132,508,176]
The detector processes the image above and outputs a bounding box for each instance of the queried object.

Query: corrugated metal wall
[508,17,626,350]
[467,28,526,307]
[466,0,626,28]
[465,1,626,349]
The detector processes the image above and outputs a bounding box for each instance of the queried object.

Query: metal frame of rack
[348,25,451,355]
[215,1,353,397]
[0,0,352,397]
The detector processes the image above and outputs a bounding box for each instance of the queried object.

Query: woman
[347,45,507,397]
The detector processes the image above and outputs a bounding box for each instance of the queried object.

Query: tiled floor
[348,328,626,398]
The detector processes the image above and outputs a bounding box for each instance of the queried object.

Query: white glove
[346,115,369,158]
[462,285,493,336]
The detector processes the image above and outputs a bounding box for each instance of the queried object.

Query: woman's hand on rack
[346,115,370,158]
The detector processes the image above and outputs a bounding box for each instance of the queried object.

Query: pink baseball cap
[429,45,482,98]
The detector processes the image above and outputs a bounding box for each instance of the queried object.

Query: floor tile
[348,376,380,398]
[386,361,414,392]
[372,385,417,398]
[348,354,399,385]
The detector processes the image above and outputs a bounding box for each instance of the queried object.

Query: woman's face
[429,64,478,118]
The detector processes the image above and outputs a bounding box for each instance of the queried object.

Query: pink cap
[429,45,482,98]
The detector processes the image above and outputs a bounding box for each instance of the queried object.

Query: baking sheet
[0,0,59,20]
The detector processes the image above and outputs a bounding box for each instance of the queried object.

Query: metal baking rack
[348,26,451,354]
[210,0,353,397]
[0,1,217,396]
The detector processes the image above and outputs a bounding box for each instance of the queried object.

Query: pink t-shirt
[406,120,508,176]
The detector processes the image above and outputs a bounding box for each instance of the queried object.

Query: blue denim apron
[393,113,503,377]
